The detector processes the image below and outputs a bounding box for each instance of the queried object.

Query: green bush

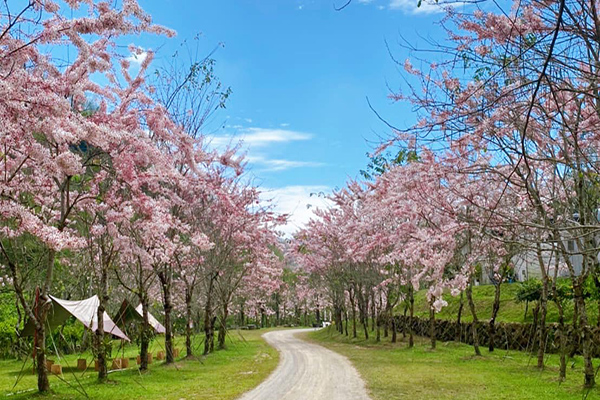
[50,318,85,355]
[0,291,20,359]
[515,279,543,303]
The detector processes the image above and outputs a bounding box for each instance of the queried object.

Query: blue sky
[135,0,451,235]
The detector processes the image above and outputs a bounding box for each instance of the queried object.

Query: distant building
[481,239,585,284]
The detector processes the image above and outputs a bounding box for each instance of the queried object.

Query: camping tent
[21,295,130,341]
[114,299,166,334]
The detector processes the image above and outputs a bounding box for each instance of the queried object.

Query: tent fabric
[21,297,72,336]
[115,299,166,334]
[90,312,130,343]
[21,295,130,342]
[134,304,166,334]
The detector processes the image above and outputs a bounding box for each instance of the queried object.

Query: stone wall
[394,315,600,356]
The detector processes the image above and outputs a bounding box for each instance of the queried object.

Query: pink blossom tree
[0,0,176,390]
[385,0,600,386]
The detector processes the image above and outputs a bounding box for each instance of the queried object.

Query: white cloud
[246,155,325,171]
[261,185,333,237]
[262,159,324,171]
[126,50,148,65]
[280,123,290,127]
[210,127,313,148]
[208,127,323,177]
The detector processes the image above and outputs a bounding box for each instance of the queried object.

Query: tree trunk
[203,276,216,355]
[536,278,548,369]
[466,278,481,356]
[240,303,246,327]
[356,287,368,339]
[337,306,344,334]
[364,293,370,337]
[371,293,376,332]
[159,270,174,364]
[391,313,397,343]
[429,303,436,350]
[569,297,579,358]
[35,322,49,392]
[139,295,150,371]
[558,309,567,381]
[185,289,193,358]
[551,280,566,381]
[195,308,202,334]
[535,244,548,369]
[95,265,108,381]
[210,316,216,352]
[383,302,390,338]
[530,302,540,354]
[489,281,501,352]
[275,294,280,326]
[408,286,414,348]
[402,302,408,339]
[350,289,357,339]
[282,302,286,326]
[35,248,56,391]
[218,303,229,350]
[344,310,349,336]
[5,255,46,390]
[574,283,595,388]
[376,311,381,342]
[456,291,464,343]
[357,288,365,328]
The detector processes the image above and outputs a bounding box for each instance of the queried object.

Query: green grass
[1,329,279,399]
[305,326,600,400]
[409,282,600,324]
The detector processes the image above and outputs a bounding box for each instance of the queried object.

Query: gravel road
[238,328,371,400]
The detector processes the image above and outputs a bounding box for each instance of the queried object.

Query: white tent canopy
[115,299,166,334]
[134,304,166,334]
[22,295,130,342]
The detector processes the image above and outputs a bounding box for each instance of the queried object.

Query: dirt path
[238,328,371,400]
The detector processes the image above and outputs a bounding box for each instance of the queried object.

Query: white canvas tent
[22,295,130,342]
[115,299,166,334]
[135,304,166,334]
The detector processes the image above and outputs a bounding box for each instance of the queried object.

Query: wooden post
[137,353,152,364]
[50,364,62,375]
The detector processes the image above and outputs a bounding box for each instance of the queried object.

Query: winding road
[238,328,371,400]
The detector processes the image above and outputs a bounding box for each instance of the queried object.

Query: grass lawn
[305,326,600,400]
[0,329,279,399]
[410,282,600,324]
